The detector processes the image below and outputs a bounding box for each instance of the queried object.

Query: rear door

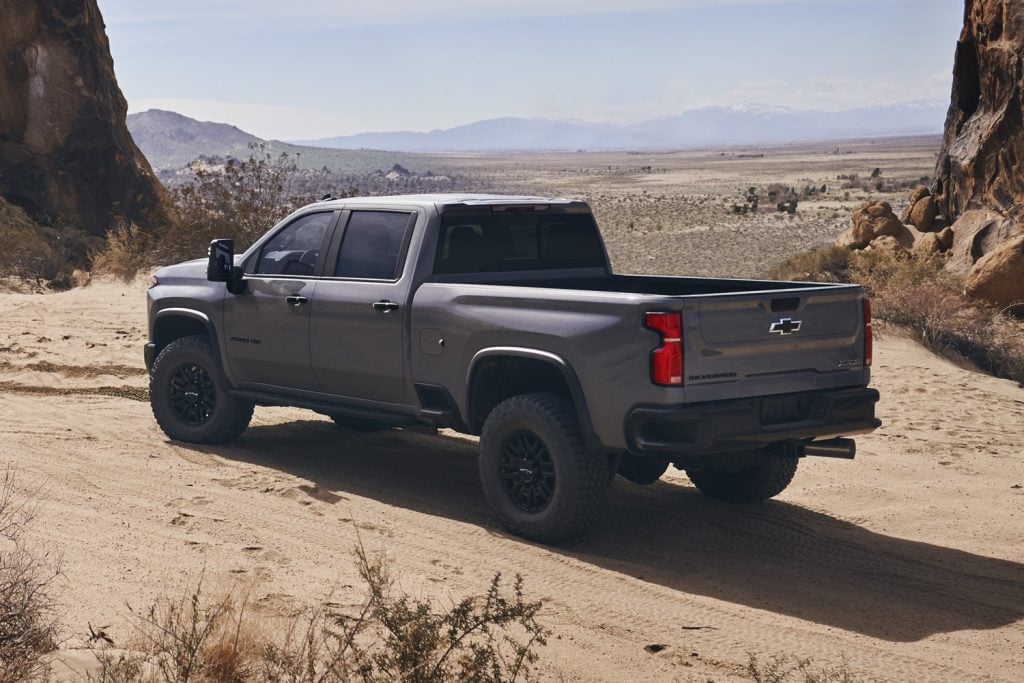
[682,287,868,400]
[309,208,417,405]
[223,211,337,389]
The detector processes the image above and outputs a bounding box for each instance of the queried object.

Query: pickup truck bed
[146,193,880,543]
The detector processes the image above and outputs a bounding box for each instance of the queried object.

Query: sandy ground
[0,277,1021,682]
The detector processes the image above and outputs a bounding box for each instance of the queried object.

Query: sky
[101,0,966,141]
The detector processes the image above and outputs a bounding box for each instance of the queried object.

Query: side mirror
[208,239,247,294]
[207,239,234,282]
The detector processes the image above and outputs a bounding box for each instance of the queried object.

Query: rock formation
[0,0,174,236]
[838,201,919,251]
[965,234,1024,307]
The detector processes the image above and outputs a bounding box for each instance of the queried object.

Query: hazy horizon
[103,0,964,140]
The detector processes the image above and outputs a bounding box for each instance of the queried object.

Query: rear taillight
[863,298,873,367]
[644,312,683,386]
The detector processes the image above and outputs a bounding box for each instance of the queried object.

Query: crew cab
[146,194,880,543]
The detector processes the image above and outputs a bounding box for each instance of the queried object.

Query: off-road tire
[617,454,670,485]
[150,335,253,444]
[479,393,610,544]
[686,454,798,503]
[329,415,388,432]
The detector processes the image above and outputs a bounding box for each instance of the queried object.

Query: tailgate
[682,286,868,401]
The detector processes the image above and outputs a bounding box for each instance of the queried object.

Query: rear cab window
[434,211,605,275]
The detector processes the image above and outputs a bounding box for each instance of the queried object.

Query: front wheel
[479,393,611,544]
[686,454,798,503]
[150,335,253,444]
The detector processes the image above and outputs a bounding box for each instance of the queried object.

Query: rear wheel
[686,454,798,503]
[150,335,253,444]
[479,393,610,544]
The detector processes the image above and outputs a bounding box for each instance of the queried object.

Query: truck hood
[154,258,207,280]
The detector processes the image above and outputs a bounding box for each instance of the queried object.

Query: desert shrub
[0,199,97,288]
[90,223,157,283]
[768,248,1024,384]
[766,246,856,283]
[747,652,858,683]
[161,143,327,264]
[93,541,547,682]
[0,468,61,682]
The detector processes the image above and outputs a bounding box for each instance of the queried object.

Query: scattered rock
[867,235,911,258]
[965,234,1024,308]
[937,226,955,251]
[914,232,944,258]
[644,644,668,654]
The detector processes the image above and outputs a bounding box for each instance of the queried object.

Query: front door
[310,209,415,405]
[223,211,336,390]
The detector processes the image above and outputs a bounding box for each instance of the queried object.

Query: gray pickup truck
[146,194,879,543]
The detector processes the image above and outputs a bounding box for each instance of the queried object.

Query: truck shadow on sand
[195,419,1024,643]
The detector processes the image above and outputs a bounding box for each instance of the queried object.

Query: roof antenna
[320,193,333,201]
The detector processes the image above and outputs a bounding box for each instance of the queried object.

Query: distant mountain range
[127,109,261,170]
[293,101,948,152]
[128,102,947,169]
[126,109,438,176]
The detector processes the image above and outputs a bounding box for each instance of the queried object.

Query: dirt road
[1,280,1022,681]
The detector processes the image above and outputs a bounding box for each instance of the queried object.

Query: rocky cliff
[0,0,174,235]
[930,0,1024,307]
[934,0,1023,224]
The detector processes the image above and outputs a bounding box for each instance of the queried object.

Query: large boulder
[902,188,939,232]
[933,0,1024,229]
[837,200,906,249]
[947,209,1016,273]
[0,1,174,235]
[965,234,1024,308]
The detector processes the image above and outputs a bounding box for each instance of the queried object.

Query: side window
[334,211,414,280]
[254,212,334,276]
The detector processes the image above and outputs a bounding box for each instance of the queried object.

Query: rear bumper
[625,386,880,456]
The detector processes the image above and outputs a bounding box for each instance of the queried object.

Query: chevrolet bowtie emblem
[769,318,801,335]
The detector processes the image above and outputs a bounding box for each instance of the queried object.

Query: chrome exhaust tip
[802,438,856,459]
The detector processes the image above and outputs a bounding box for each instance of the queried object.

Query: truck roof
[313,193,588,211]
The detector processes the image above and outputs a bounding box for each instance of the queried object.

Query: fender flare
[151,307,229,378]
[466,346,601,451]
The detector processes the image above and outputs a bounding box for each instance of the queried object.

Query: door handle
[285,295,308,307]
[372,300,399,314]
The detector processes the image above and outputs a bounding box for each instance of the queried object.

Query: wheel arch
[151,308,225,373]
[465,347,600,449]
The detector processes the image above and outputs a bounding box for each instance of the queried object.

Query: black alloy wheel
[500,430,557,513]
[150,334,253,444]
[168,363,216,425]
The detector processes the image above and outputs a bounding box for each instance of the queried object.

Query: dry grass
[769,247,1024,384]
[747,653,858,683]
[89,540,547,682]
[90,224,156,283]
[0,467,62,682]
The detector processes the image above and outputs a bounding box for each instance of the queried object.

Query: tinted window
[255,212,334,276]
[334,211,414,279]
[434,212,604,274]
